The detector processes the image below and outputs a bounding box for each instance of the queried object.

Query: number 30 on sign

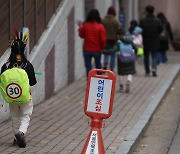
[6,83,22,99]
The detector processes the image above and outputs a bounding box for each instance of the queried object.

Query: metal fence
[0,0,63,56]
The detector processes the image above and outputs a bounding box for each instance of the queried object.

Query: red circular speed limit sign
[6,83,22,99]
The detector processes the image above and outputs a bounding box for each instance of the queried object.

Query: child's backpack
[117,40,136,63]
[0,67,30,104]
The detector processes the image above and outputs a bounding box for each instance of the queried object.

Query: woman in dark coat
[157,12,174,63]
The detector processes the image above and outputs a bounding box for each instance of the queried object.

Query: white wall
[96,0,113,17]
[54,21,68,93]
[74,0,86,80]
[0,50,12,122]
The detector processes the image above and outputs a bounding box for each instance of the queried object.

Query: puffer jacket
[107,38,137,75]
[117,39,136,75]
[78,22,106,52]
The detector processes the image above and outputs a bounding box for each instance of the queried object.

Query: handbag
[137,47,144,56]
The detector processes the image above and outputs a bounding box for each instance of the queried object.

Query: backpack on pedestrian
[160,23,168,41]
[0,66,30,104]
[117,40,136,63]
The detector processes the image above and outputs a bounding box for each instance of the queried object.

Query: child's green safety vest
[0,67,30,104]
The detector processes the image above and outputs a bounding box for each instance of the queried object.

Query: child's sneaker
[119,85,124,93]
[13,138,17,145]
[15,132,26,148]
[125,81,130,93]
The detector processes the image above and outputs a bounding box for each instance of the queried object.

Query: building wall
[95,0,113,17]
[0,0,120,123]
[54,20,68,93]
[74,0,86,80]
[139,0,180,33]
[95,0,119,20]
[119,0,139,32]
[167,0,180,33]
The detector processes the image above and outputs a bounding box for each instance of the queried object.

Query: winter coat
[117,39,136,75]
[107,38,137,75]
[102,15,120,42]
[159,22,174,51]
[78,22,106,52]
[140,14,163,52]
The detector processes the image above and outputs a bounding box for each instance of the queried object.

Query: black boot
[152,71,157,77]
[119,85,124,93]
[15,132,26,148]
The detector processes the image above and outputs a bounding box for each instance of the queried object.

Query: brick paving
[0,53,179,154]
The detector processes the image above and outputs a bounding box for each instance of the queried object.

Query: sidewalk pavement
[0,52,179,154]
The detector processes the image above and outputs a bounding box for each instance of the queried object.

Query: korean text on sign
[95,79,104,112]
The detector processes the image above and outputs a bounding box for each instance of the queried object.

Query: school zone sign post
[82,69,116,154]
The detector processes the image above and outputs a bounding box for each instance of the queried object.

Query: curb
[115,64,180,154]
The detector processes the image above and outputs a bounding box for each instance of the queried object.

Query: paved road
[168,74,180,154]
[169,121,180,154]
[0,51,179,154]
[132,72,180,154]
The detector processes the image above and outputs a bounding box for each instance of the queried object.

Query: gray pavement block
[115,141,134,154]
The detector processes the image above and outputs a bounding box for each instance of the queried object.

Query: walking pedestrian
[78,9,106,76]
[102,6,120,71]
[0,29,37,148]
[117,29,137,93]
[140,5,163,77]
[104,28,137,93]
[157,12,174,64]
[129,20,144,57]
[128,20,138,34]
